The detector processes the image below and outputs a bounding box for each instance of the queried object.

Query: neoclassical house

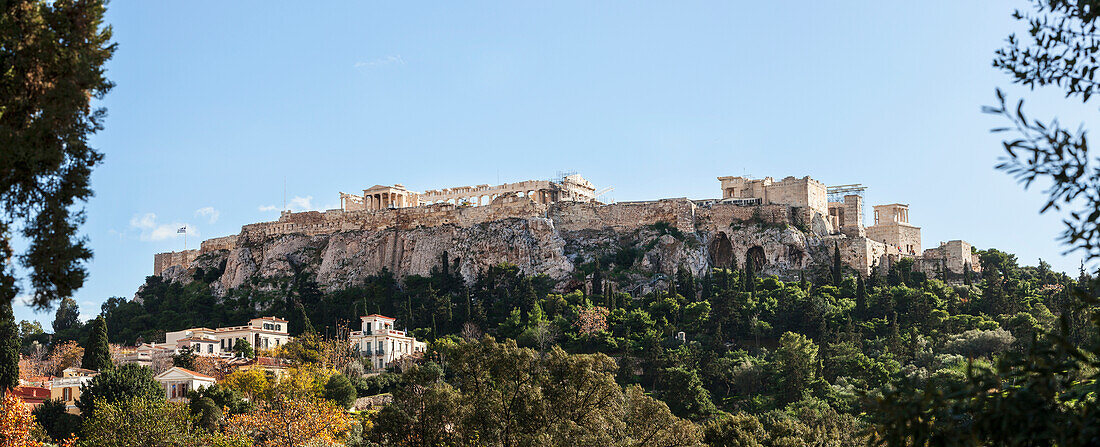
[155,367,217,402]
[348,315,426,370]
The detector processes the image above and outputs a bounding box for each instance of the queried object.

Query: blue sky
[13,1,1095,325]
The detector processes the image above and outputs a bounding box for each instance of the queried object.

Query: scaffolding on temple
[827,184,867,203]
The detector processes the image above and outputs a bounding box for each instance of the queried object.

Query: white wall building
[121,317,292,364]
[348,315,426,370]
[154,367,216,402]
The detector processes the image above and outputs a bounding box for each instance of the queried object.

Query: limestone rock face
[167,216,831,296]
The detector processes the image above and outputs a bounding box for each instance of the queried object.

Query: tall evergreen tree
[743,254,756,296]
[296,301,315,335]
[832,242,843,287]
[0,0,117,310]
[855,275,867,318]
[591,259,603,300]
[82,315,111,371]
[0,299,19,392]
[676,267,696,301]
[52,297,80,333]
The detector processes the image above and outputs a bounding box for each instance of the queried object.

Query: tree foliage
[76,363,162,417]
[0,0,116,309]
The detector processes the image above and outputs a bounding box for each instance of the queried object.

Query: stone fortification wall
[694,203,792,232]
[200,235,239,253]
[866,224,922,255]
[240,196,548,242]
[549,199,695,234]
[154,250,199,276]
[838,237,897,276]
[919,240,982,276]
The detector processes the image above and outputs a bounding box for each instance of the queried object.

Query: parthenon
[339,174,599,212]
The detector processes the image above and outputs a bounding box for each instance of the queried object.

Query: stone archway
[747,245,766,268]
[709,232,734,268]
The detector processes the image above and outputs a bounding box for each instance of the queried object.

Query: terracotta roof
[362,314,395,320]
[64,367,98,374]
[172,367,217,380]
[12,386,50,400]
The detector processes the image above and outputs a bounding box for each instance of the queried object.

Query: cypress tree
[591,259,603,300]
[832,242,843,287]
[743,254,755,293]
[296,301,315,335]
[0,299,19,392]
[964,262,973,285]
[856,275,867,318]
[744,255,756,297]
[82,316,111,371]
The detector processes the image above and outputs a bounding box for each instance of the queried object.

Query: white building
[348,315,426,370]
[154,367,216,402]
[153,317,292,358]
[215,316,291,353]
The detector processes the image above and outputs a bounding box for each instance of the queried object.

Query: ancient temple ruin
[339,174,598,212]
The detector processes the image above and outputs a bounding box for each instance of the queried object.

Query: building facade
[118,317,292,365]
[154,367,217,402]
[866,204,922,255]
[348,315,426,371]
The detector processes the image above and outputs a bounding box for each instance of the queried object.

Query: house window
[62,387,72,402]
[207,344,213,354]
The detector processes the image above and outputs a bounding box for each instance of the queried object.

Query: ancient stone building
[921,240,982,275]
[718,176,829,216]
[339,174,598,211]
[866,204,922,255]
[151,172,979,284]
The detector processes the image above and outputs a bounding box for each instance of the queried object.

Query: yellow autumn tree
[220,368,270,400]
[0,393,41,447]
[225,394,354,447]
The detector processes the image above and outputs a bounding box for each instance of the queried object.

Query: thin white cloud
[129,213,198,242]
[355,55,405,68]
[258,195,315,213]
[195,206,220,224]
[289,196,313,211]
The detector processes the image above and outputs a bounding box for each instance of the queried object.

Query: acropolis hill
[153,173,980,294]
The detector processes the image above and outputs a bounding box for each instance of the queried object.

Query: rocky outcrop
[167,222,832,298]
[152,198,880,295]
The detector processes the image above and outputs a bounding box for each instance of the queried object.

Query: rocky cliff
[158,198,844,296]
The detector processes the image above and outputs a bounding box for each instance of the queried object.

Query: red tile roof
[12,386,50,401]
[174,367,217,380]
[362,314,395,320]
